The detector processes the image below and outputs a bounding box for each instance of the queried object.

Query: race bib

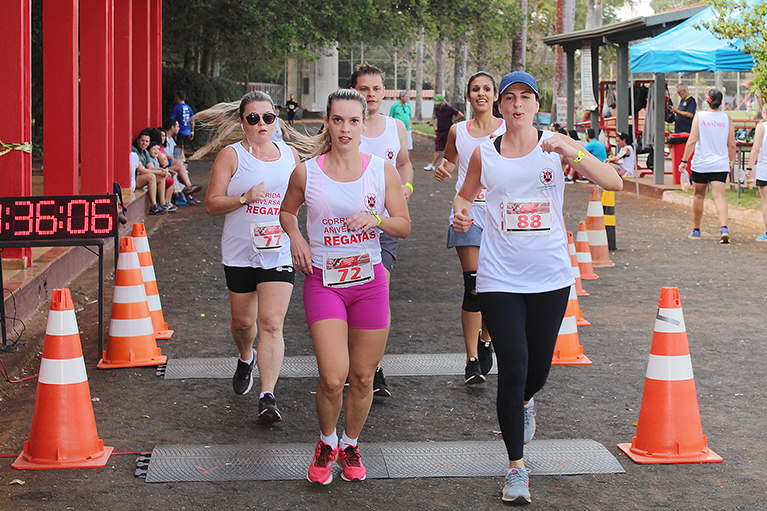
[322,250,374,288]
[474,187,487,205]
[502,198,552,236]
[250,221,285,251]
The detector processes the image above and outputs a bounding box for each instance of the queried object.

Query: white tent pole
[631,75,639,198]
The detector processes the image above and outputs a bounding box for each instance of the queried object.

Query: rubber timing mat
[159,353,499,379]
[137,439,624,482]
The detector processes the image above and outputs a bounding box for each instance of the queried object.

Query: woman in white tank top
[280,89,410,484]
[679,89,736,243]
[434,72,505,384]
[746,103,767,241]
[453,71,623,505]
[205,91,299,423]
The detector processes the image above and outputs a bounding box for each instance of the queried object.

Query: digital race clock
[0,195,118,242]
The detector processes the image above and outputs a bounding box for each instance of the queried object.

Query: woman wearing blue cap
[453,71,622,504]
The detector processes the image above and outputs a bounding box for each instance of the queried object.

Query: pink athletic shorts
[303,262,389,330]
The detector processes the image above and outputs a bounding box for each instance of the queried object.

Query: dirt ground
[1,126,766,510]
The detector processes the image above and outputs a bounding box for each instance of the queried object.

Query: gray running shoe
[257,392,282,422]
[232,349,256,395]
[477,338,493,375]
[502,467,531,504]
[464,357,485,384]
[523,397,536,444]
[373,367,391,397]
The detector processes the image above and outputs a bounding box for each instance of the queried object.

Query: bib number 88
[516,214,542,229]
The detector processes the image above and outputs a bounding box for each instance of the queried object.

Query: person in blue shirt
[584,128,607,162]
[171,90,195,155]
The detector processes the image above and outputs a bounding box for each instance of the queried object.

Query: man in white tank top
[352,62,414,397]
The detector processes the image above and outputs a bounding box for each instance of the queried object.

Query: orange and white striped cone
[586,185,615,268]
[551,291,591,365]
[567,231,590,297]
[576,221,599,280]
[13,289,113,469]
[569,284,590,327]
[618,288,722,464]
[98,237,167,369]
[132,223,173,339]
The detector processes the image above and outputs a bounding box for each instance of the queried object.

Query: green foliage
[209,76,246,104]
[704,0,767,100]
[162,67,217,119]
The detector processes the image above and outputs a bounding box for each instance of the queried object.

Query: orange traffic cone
[586,185,615,268]
[13,289,113,469]
[576,221,599,280]
[132,223,173,339]
[569,284,590,327]
[98,237,167,369]
[567,231,589,297]
[551,290,591,366]
[618,288,722,464]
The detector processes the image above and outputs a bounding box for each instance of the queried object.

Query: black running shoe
[477,338,494,375]
[464,357,485,384]
[257,393,282,422]
[232,350,255,395]
[373,367,391,397]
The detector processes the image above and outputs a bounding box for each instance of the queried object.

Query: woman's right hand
[434,158,452,182]
[453,207,473,233]
[289,234,313,275]
[244,181,266,204]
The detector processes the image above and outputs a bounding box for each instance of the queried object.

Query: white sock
[320,431,338,448]
[339,432,358,450]
[239,349,255,365]
[259,391,273,399]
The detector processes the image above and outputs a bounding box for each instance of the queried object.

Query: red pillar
[113,0,133,189]
[150,0,162,126]
[43,0,79,195]
[131,0,151,134]
[80,0,114,195]
[0,0,33,264]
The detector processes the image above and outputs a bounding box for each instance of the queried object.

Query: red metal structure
[1,0,162,265]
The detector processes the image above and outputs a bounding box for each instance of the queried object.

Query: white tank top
[692,110,730,173]
[305,153,386,269]
[756,121,767,182]
[359,116,400,165]
[476,130,574,294]
[449,118,506,227]
[271,120,284,143]
[221,141,295,268]
[617,145,636,177]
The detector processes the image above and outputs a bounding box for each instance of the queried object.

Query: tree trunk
[512,0,528,71]
[553,0,575,122]
[453,35,468,114]
[435,35,446,95]
[406,41,413,95]
[586,0,602,28]
[415,28,424,123]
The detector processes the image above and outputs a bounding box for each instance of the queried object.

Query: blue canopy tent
[630,6,754,73]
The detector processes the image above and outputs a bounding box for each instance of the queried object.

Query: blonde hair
[290,89,368,160]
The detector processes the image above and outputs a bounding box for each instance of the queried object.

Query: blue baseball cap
[498,71,539,98]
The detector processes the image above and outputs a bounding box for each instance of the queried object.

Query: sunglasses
[244,112,277,126]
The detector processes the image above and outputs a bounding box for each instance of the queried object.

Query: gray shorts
[379,231,399,272]
[446,223,483,248]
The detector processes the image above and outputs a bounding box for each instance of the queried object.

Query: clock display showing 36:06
[0,195,118,242]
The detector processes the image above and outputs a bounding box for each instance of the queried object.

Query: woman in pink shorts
[280,89,410,484]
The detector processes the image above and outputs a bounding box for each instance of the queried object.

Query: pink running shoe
[337,445,367,481]
[307,441,338,485]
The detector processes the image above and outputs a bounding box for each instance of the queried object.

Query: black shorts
[434,130,450,152]
[691,171,729,184]
[224,265,295,293]
[756,180,767,187]
[175,133,191,147]
[287,111,296,121]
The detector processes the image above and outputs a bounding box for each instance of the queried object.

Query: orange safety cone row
[98,237,167,369]
[576,221,599,280]
[586,185,615,268]
[132,223,173,339]
[567,231,590,297]
[618,288,722,464]
[13,289,113,469]
[551,290,591,366]
[569,283,590,327]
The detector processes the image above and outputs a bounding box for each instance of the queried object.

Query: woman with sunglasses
[453,71,622,504]
[434,71,504,385]
[280,89,410,484]
[205,91,299,423]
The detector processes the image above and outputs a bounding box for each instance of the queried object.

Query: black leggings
[478,287,570,461]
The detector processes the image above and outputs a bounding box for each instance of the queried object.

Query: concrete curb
[661,190,763,228]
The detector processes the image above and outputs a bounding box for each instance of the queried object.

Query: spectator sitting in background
[584,128,607,162]
[607,132,636,177]
[156,123,203,201]
[146,141,178,212]
[132,130,167,215]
